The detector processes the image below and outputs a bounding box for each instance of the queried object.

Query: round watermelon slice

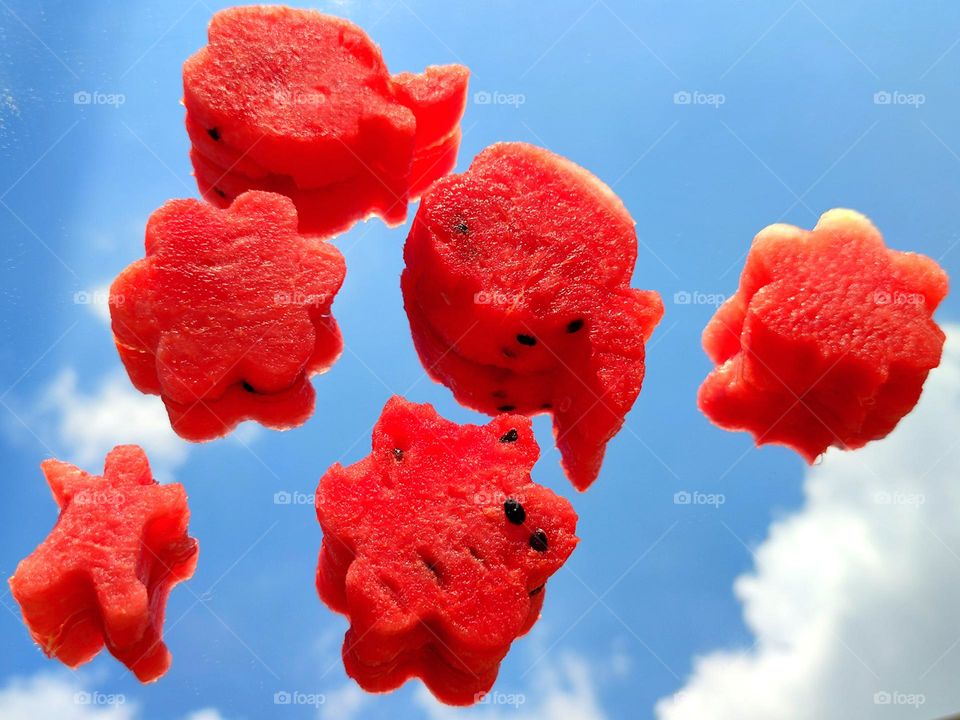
[8,446,198,683]
[699,209,949,460]
[183,6,469,237]
[315,396,578,705]
[110,191,346,441]
[402,142,664,490]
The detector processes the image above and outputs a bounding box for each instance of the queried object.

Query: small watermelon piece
[9,446,198,683]
[183,6,468,237]
[699,209,949,460]
[315,396,578,705]
[402,142,664,490]
[110,191,346,441]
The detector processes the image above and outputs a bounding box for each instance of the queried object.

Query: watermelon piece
[8,446,198,683]
[315,396,578,705]
[699,209,949,460]
[110,191,346,441]
[183,6,469,237]
[402,142,664,490]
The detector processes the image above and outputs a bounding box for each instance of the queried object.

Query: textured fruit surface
[110,191,346,440]
[9,446,198,683]
[315,396,578,705]
[699,209,949,460]
[183,5,468,236]
[403,142,663,490]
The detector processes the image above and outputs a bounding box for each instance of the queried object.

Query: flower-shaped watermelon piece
[183,6,469,237]
[110,191,346,441]
[699,209,949,460]
[8,446,198,683]
[402,142,664,490]
[315,396,578,705]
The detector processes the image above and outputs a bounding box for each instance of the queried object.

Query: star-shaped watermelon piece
[315,396,578,705]
[699,209,948,460]
[110,190,346,441]
[9,445,198,682]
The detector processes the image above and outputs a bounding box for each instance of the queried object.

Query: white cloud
[415,652,608,720]
[318,683,369,720]
[658,325,960,719]
[78,283,114,325]
[0,673,133,720]
[182,711,227,720]
[39,368,188,476]
[0,672,231,720]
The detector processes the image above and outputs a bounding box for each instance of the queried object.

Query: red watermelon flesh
[402,142,663,489]
[190,148,408,238]
[315,396,578,705]
[403,142,640,373]
[408,128,462,199]
[393,65,470,151]
[185,113,270,180]
[405,279,661,489]
[183,6,468,237]
[699,209,948,460]
[110,191,345,441]
[8,446,198,683]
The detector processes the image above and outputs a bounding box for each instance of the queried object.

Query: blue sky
[2,1,960,718]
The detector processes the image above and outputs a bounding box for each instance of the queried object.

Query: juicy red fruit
[699,209,949,460]
[9,446,198,682]
[110,191,346,441]
[402,142,664,490]
[315,396,578,705]
[183,6,469,238]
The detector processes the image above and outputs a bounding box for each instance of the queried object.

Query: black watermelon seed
[499,428,519,443]
[392,448,404,461]
[207,127,221,141]
[504,498,526,524]
[213,187,227,199]
[241,381,256,393]
[453,220,468,233]
[540,402,552,409]
[566,318,585,333]
[516,333,537,346]
[497,405,516,412]
[529,584,544,597]
[529,529,548,552]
